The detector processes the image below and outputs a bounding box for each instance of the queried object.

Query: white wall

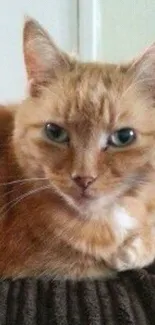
[93,0,155,62]
[0,0,78,103]
[78,0,155,62]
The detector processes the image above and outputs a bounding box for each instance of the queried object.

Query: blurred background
[0,0,155,102]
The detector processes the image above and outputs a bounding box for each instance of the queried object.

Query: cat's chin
[66,192,117,220]
[53,184,118,218]
[64,192,98,212]
[57,189,103,217]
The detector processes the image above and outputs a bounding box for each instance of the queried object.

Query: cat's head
[13,18,155,215]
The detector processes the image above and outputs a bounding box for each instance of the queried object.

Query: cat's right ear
[129,43,155,95]
[23,17,74,96]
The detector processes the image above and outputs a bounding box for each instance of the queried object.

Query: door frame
[78,0,101,60]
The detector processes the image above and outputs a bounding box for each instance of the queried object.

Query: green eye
[109,128,136,147]
[45,123,69,143]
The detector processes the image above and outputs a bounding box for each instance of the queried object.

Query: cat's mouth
[71,189,98,204]
[77,192,94,202]
[69,186,123,210]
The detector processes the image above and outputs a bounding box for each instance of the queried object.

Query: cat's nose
[72,176,96,189]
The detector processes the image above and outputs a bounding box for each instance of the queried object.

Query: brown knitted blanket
[0,264,155,325]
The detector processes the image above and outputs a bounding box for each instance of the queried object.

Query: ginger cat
[0,18,155,279]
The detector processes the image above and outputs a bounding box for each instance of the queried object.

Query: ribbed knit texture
[0,265,155,325]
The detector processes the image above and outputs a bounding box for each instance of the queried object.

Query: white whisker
[0,184,51,218]
[0,177,48,187]
[0,188,16,198]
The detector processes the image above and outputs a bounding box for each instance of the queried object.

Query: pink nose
[72,176,95,189]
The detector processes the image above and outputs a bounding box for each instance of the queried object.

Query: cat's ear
[23,17,74,96]
[130,43,155,94]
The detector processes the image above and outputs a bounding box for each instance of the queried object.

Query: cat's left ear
[23,17,75,96]
[130,43,155,93]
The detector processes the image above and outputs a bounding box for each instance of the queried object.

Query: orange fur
[0,18,155,279]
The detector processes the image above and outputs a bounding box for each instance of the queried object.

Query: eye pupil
[45,123,69,143]
[47,124,61,137]
[118,129,133,143]
[109,128,136,147]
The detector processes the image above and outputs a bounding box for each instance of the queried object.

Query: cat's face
[14,19,155,214]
